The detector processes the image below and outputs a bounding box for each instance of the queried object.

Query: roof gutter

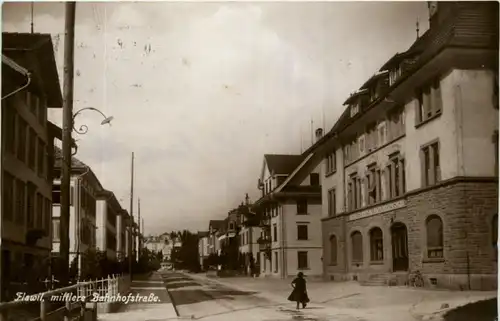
[2,54,32,101]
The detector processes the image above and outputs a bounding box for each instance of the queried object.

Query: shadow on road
[170,289,258,306]
[166,281,202,289]
[443,298,497,321]
[162,277,192,284]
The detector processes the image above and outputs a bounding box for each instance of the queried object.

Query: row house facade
[307,2,498,290]
[52,148,102,275]
[96,190,121,260]
[252,154,323,279]
[1,32,66,299]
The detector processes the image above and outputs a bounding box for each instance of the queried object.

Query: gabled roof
[198,231,209,237]
[209,220,225,231]
[2,32,63,108]
[53,146,86,169]
[260,154,305,180]
[53,146,105,192]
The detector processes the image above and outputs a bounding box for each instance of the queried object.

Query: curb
[160,273,181,317]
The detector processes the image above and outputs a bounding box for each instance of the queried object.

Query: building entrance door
[391,222,409,271]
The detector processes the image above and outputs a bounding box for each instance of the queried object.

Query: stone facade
[322,178,498,290]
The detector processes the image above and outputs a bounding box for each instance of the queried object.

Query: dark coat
[287,277,310,303]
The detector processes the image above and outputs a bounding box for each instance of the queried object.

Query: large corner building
[314,2,498,290]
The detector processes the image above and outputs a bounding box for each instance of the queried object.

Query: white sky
[2,1,430,235]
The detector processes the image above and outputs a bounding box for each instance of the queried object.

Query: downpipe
[1,72,31,101]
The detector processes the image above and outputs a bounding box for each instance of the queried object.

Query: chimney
[315,128,323,142]
[245,193,249,205]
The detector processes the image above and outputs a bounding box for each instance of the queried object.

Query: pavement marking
[130,287,167,290]
[132,281,165,284]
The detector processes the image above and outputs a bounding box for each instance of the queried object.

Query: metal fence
[0,274,130,321]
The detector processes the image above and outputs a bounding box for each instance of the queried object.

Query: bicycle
[408,270,424,288]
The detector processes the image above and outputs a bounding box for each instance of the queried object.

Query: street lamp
[72,107,114,135]
[59,105,113,286]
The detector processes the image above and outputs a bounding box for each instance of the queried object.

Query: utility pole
[138,198,141,260]
[60,1,76,287]
[128,152,134,276]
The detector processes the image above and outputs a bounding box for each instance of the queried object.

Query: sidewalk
[98,272,178,321]
[186,272,496,321]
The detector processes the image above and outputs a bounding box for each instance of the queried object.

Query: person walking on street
[287,272,310,309]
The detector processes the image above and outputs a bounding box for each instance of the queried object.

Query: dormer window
[350,103,359,117]
[389,67,402,86]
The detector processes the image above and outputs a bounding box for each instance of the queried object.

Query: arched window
[351,231,363,263]
[426,215,443,258]
[329,235,337,265]
[369,227,383,261]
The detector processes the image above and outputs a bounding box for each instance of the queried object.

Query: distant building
[197,231,209,268]
[252,154,323,278]
[1,32,66,299]
[208,220,225,256]
[144,234,172,261]
[308,2,498,290]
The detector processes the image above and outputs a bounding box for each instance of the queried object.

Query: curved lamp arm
[72,107,113,135]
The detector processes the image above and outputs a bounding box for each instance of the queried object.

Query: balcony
[257,236,271,251]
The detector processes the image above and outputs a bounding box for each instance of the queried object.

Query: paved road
[99,273,177,321]
[161,272,366,321]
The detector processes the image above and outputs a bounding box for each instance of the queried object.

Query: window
[229,222,234,230]
[421,142,440,187]
[328,188,336,217]
[297,251,308,269]
[378,122,387,146]
[37,97,45,125]
[53,219,60,241]
[389,67,402,86]
[351,231,363,263]
[310,173,320,186]
[28,128,36,170]
[27,184,36,228]
[326,152,336,174]
[386,155,405,199]
[494,131,498,176]
[350,103,359,117]
[273,223,277,242]
[36,193,43,228]
[3,171,14,221]
[3,105,16,154]
[17,118,27,162]
[274,252,278,273]
[370,228,384,261]
[387,106,405,140]
[365,124,378,152]
[358,136,365,155]
[348,174,362,210]
[44,198,51,233]
[426,215,443,258]
[416,78,442,124]
[297,225,308,240]
[329,235,337,265]
[367,166,381,205]
[297,199,308,215]
[37,139,45,177]
[27,92,38,115]
[15,180,25,225]
[52,184,61,205]
[493,214,498,259]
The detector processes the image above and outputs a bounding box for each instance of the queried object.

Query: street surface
[163,271,368,321]
[98,271,496,321]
